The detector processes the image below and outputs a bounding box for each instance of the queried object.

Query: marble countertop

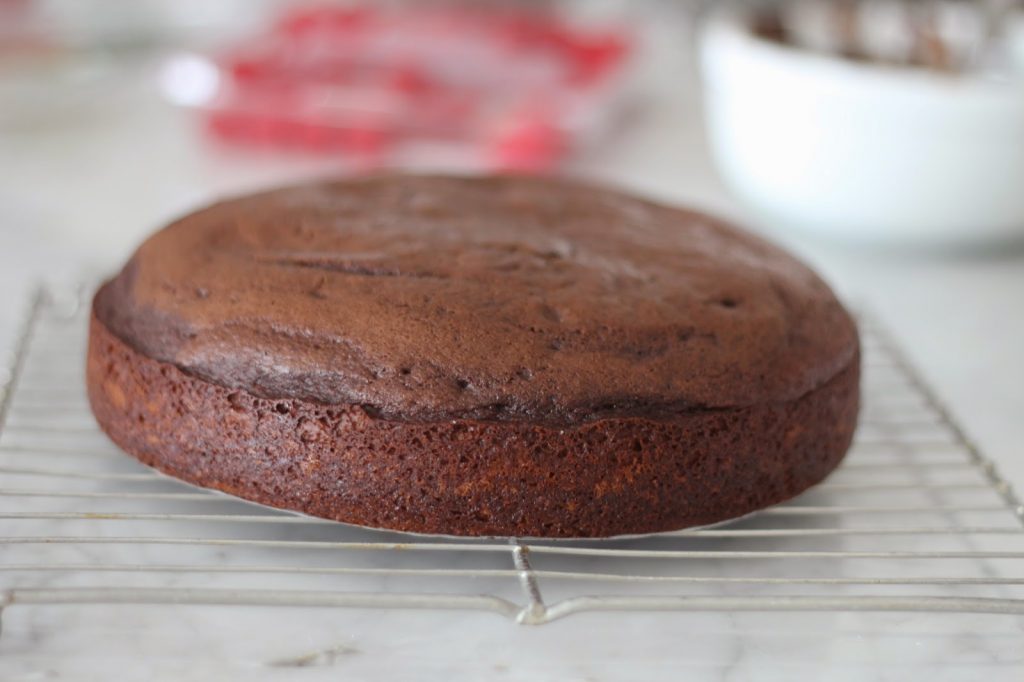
[1,8,1023,680]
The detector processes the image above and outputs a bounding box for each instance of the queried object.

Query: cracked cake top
[94,174,857,424]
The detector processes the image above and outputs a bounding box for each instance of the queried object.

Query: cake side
[87,308,860,538]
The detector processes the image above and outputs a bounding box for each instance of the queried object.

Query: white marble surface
[3,608,1022,681]
[1,5,1024,680]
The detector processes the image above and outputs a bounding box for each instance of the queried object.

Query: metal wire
[1,287,1022,627]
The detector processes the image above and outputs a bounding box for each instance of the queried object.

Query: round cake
[87,175,859,538]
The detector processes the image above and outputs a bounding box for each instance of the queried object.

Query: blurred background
[1,0,1023,485]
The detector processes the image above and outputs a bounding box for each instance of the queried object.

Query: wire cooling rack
[0,287,1022,629]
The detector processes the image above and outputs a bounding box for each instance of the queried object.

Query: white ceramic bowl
[699,11,1024,247]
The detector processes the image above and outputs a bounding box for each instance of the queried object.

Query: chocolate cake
[87,175,859,537]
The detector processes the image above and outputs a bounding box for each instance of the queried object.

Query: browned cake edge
[86,310,860,538]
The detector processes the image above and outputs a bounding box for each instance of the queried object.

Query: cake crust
[88,310,858,538]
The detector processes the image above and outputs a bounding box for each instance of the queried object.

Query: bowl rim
[701,7,1024,98]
